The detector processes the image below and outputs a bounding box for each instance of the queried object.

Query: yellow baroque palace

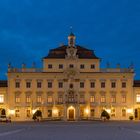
[0,32,140,121]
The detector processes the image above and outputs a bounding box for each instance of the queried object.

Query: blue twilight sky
[0,0,140,80]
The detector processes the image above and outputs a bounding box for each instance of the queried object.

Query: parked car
[0,116,11,123]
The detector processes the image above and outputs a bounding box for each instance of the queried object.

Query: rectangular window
[80,64,85,69]
[15,109,20,117]
[122,95,126,103]
[101,95,106,103]
[47,96,53,103]
[0,95,4,103]
[26,82,31,88]
[27,109,31,118]
[48,82,52,88]
[101,82,105,88]
[111,95,116,103]
[91,64,95,69]
[15,96,20,103]
[136,94,140,103]
[111,108,116,117]
[59,64,63,69]
[58,82,63,88]
[26,96,31,103]
[79,95,85,103]
[37,82,42,88]
[69,64,74,68]
[58,96,63,103]
[90,109,95,117]
[122,82,126,88]
[111,82,116,88]
[90,82,95,88]
[48,64,52,69]
[80,82,84,88]
[15,82,20,88]
[48,110,52,117]
[90,96,95,103]
[37,95,42,103]
[122,109,126,117]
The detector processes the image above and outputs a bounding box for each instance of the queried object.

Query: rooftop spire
[68,26,76,47]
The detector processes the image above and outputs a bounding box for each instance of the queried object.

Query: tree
[32,110,42,121]
[101,110,110,121]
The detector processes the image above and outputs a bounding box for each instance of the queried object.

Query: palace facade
[0,32,140,121]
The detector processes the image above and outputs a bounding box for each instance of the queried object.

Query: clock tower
[66,32,77,59]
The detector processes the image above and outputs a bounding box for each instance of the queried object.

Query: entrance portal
[69,109,74,120]
[67,106,75,120]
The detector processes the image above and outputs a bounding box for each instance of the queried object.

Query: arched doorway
[67,106,75,120]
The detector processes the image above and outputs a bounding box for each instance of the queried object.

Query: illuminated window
[111,95,116,103]
[79,95,85,103]
[122,109,126,117]
[48,110,52,117]
[101,95,106,103]
[15,96,20,103]
[68,92,74,102]
[80,109,84,117]
[111,108,116,117]
[47,96,53,103]
[90,109,95,117]
[0,95,4,103]
[58,96,63,103]
[15,109,20,117]
[26,96,31,103]
[37,95,42,103]
[136,94,140,103]
[90,96,95,103]
[27,110,31,118]
[122,95,126,103]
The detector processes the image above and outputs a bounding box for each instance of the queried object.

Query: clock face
[70,49,74,56]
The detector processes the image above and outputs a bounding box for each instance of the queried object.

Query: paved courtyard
[0,121,140,140]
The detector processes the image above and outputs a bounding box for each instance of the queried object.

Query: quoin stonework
[0,32,140,121]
